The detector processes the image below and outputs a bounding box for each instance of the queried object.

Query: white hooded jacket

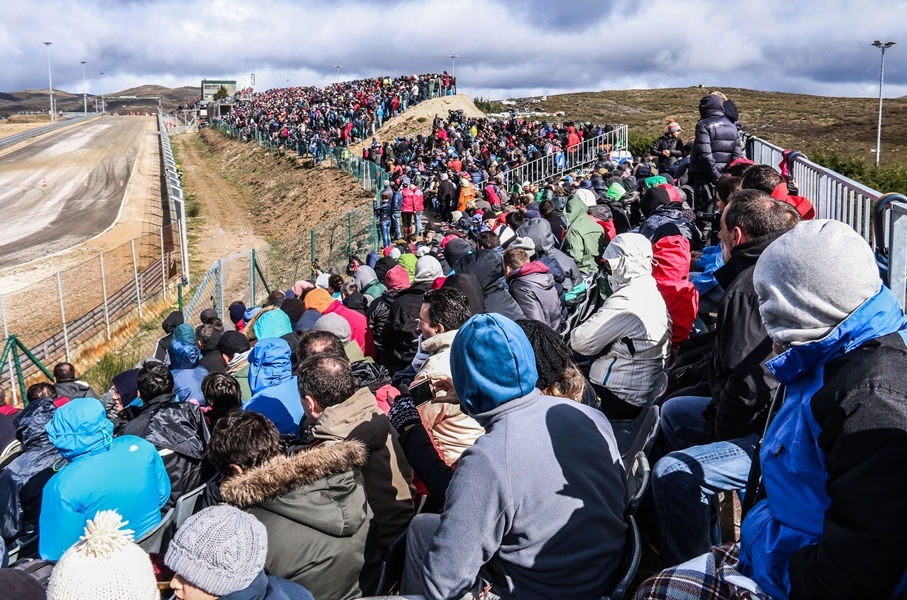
[570,233,671,405]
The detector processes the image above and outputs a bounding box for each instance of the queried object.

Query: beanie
[413,255,443,283]
[313,313,352,344]
[450,314,538,417]
[47,511,159,600]
[667,121,682,133]
[315,273,331,289]
[384,265,412,291]
[164,506,267,597]
[218,330,251,356]
[389,247,402,261]
[292,280,314,296]
[304,288,335,313]
[753,220,882,346]
[229,302,247,325]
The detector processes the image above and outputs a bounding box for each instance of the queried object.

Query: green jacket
[564,196,607,274]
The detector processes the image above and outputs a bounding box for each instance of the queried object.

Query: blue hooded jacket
[39,398,170,560]
[252,309,293,341]
[170,339,209,404]
[244,338,302,435]
[739,286,907,598]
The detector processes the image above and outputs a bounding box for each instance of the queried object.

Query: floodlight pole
[43,42,55,123]
[80,61,88,117]
[335,65,342,84]
[448,54,458,78]
[872,40,896,167]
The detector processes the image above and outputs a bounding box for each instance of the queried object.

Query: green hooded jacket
[563,196,607,274]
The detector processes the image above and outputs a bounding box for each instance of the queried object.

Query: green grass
[82,348,139,394]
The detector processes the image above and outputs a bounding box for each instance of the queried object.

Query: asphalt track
[0,118,147,271]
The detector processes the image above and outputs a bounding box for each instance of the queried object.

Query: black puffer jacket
[454,249,525,321]
[0,398,62,545]
[367,289,401,361]
[115,392,211,506]
[689,94,744,183]
[702,232,783,441]
[382,282,433,374]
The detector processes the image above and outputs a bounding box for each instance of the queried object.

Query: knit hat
[509,236,537,256]
[384,265,412,291]
[48,511,159,600]
[450,314,538,417]
[315,273,331,289]
[313,313,352,344]
[243,306,262,322]
[753,220,882,346]
[229,302,247,325]
[0,569,45,600]
[667,121,682,133]
[164,506,267,597]
[199,308,218,324]
[304,288,335,313]
[218,330,251,357]
[292,279,314,296]
[413,255,443,283]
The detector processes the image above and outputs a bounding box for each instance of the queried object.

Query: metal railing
[488,125,629,189]
[0,116,94,150]
[746,135,907,308]
[159,112,190,283]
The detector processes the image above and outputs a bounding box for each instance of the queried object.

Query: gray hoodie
[421,390,627,599]
[517,218,579,291]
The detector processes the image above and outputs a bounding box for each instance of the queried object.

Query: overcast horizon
[3,0,905,101]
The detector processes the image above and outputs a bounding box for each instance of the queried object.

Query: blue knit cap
[450,314,538,416]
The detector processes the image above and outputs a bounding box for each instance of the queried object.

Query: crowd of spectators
[0,85,904,600]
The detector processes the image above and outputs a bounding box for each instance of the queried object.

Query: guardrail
[158,112,190,284]
[0,116,93,151]
[746,135,907,308]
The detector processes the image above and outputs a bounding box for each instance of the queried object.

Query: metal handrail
[0,116,94,150]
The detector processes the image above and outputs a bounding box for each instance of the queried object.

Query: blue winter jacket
[220,571,314,600]
[170,339,209,404]
[39,398,170,560]
[244,338,303,435]
[739,286,907,599]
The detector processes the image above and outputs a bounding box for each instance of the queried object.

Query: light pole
[80,61,87,117]
[335,65,342,84]
[872,40,896,167]
[43,42,55,123]
[99,72,105,114]
[448,54,458,78]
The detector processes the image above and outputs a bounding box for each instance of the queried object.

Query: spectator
[0,383,61,548]
[47,510,159,600]
[169,324,209,404]
[39,398,170,560]
[201,372,242,428]
[304,288,375,358]
[354,264,386,301]
[52,362,98,400]
[196,323,227,374]
[154,310,184,365]
[208,413,362,599]
[298,354,414,551]
[517,319,597,408]
[219,329,253,401]
[742,163,816,219]
[312,313,366,362]
[504,246,564,331]
[571,233,671,419]
[652,120,684,173]
[381,260,437,374]
[652,230,700,348]
[244,338,302,436]
[652,190,800,566]
[115,361,211,506]
[368,265,411,362]
[453,247,526,322]
[563,195,607,274]
[341,280,369,315]
[518,217,581,294]
[638,219,907,600]
[0,389,18,417]
[639,185,701,248]
[401,314,627,598]
[228,301,246,333]
[689,93,744,209]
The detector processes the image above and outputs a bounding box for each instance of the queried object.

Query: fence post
[250,249,256,307]
[310,229,316,266]
[0,293,17,406]
[99,252,111,341]
[216,258,225,320]
[347,211,353,258]
[160,226,167,301]
[56,272,70,361]
[131,239,143,319]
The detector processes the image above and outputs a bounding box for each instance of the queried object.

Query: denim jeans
[414,210,423,234]
[653,395,758,566]
[392,211,403,240]
[379,220,392,248]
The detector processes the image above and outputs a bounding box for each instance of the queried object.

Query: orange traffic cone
[41,177,47,188]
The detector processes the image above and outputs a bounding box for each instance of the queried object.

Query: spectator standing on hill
[652,121,684,173]
[689,93,744,209]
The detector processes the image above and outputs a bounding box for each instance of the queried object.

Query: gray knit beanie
[413,255,443,282]
[313,312,352,344]
[753,219,881,346]
[164,505,267,596]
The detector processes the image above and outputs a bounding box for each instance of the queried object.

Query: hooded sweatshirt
[571,233,671,405]
[39,398,170,560]
[454,250,525,322]
[0,398,61,545]
[244,339,303,436]
[169,337,209,405]
[422,314,627,599]
[652,235,699,347]
[507,261,563,331]
[518,218,579,292]
[221,441,371,600]
[563,196,607,274]
[154,311,184,364]
[354,265,386,300]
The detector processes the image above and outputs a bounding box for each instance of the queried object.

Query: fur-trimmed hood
[220,440,370,538]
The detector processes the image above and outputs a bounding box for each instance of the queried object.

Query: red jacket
[771,183,815,220]
[324,300,376,358]
[652,235,699,347]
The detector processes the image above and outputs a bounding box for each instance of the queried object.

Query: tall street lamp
[448,54,458,78]
[99,72,105,113]
[80,61,88,117]
[871,40,896,167]
[335,65,342,84]
[43,42,55,123]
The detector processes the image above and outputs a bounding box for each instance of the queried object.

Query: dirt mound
[351,94,485,152]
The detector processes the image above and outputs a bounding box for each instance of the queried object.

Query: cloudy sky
[3,0,905,100]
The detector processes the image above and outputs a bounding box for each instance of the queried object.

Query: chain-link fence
[183,249,271,327]
[0,223,184,404]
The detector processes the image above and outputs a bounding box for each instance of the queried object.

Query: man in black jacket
[651,121,684,174]
[650,190,800,566]
[689,93,744,209]
[115,362,211,506]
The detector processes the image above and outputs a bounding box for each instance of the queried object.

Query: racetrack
[0,117,147,271]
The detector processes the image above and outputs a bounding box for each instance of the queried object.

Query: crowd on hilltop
[1,88,906,600]
[220,73,456,156]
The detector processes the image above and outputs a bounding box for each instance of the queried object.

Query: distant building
[200,79,237,102]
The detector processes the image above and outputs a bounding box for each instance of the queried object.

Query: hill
[494,87,907,168]
[0,85,198,117]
